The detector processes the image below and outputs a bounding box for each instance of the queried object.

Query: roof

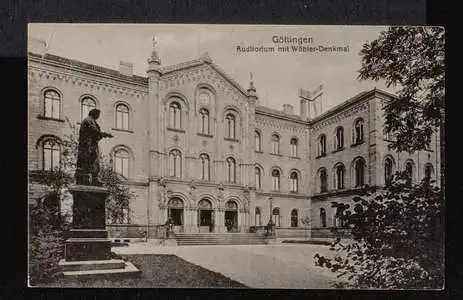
[308,88,396,124]
[255,105,305,122]
[28,52,149,85]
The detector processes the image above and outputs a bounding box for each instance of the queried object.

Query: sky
[28,24,395,114]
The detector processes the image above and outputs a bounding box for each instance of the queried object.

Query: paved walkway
[113,242,346,289]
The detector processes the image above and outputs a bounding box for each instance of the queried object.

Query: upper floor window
[169,149,182,178]
[354,158,365,187]
[115,103,129,130]
[384,129,392,141]
[319,168,328,193]
[290,138,298,157]
[354,119,364,144]
[271,169,280,191]
[114,149,130,178]
[290,171,299,193]
[225,114,236,139]
[335,127,344,150]
[291,209,298,227]
[334,163,345,189]
[318,134,326,156]
[226,157,236,183]
[199,108,210,134]
[405,161,414,181]
[255,130,262,152]
[81,97,96,121]
[255,167,262,190]
[169,102,182,129]
[200,153,210,181]
[42,139,60,170]
[271,134,280,155]
[44,89,61,119]
[384,157,394,186]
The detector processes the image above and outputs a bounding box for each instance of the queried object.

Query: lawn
[37,254,247,288]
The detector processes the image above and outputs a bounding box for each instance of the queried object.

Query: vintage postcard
[27,24,444,289]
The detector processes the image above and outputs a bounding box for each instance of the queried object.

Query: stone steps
[59,260,141,277]
[175,233,267,245]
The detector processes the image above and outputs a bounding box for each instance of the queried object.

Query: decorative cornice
[255,116,307,134]
[310,185,377,201]
[256,191,310,200]
[29,65,148,100]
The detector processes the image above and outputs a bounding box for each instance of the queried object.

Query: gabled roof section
[28,52,148,86]
[256,106,306,124]
[309,88,397,124]
[160,56,249,97]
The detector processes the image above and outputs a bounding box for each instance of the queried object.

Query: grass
[37,254,247,288]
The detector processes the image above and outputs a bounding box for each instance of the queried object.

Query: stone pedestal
[59,185,140,277]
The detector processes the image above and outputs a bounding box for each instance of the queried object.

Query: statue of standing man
[75,109,113,186]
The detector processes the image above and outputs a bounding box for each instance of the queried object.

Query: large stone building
[28,39,441,239]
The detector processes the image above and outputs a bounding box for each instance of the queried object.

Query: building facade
[28,41,441,238]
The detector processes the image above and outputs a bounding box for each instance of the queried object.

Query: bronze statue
[75,109,113,186]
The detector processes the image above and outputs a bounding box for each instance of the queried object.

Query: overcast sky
[28,24,395,114]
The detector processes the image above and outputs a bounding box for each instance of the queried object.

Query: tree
[314,172,443,289]
[358,26,445,187]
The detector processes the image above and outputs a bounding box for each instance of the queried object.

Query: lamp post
[268,197,274,235]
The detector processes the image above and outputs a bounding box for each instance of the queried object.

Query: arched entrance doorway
[198,199,214,232]
[168,197,184,232]
[224,200,238,232]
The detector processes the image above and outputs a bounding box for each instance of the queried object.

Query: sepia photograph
[27,24,444,289]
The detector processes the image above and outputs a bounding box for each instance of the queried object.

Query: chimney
[300,99,307,118]
[28,37,47,56]
[119,61,133,76]
[283,104,294,115]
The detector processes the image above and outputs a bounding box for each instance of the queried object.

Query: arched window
[334,164,345,189]
[320,208,327,227]
[168,197,184,226]
[271,169,280,191]
[290,171,299,193]
[255,130,262,152]
[354,158,365,187]
[291,209,298,227]
[384,157,394,186]
[335,127,344,150]
[290,138,298,157]
[114,149,130,178]
[199,108,210,134]
[169,102,182,129]
[255,207,261,226]
[169,149,182,178]
[42,139,60,170]
[318,134,326,156]
[319,168,328,193]
[81,97,96,121]
[44,89,61,119]
[384,129,392,141]
[226,157,236,183]
[424,163,434,179]
[405,161,414,181]
[115,103,129,130]
[271,134,280,155]
[354,119,364,144]
[255,167,262,190]
[225,113,236,139]
[272,207,281,227]
[200,153,210,181]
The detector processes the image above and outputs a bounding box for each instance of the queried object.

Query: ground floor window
[291,209,298,227]
[272,207,281,227]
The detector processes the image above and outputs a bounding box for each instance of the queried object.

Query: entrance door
[225,210,238,232]
[199,210,213,232]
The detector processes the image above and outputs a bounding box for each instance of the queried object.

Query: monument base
[58,259,140,277]
[59,184,140,277]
